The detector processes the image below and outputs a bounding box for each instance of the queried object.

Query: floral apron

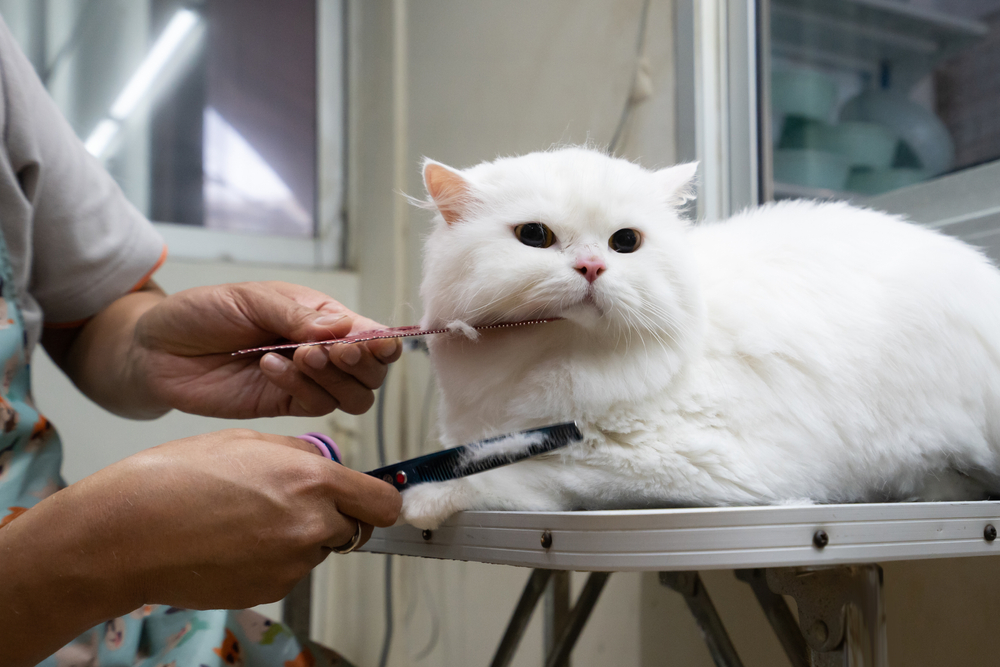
[0,226,347,667]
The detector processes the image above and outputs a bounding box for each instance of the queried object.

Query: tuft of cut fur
[455,430,546,469]
[401,146,1000,530]
[445,320,479,340]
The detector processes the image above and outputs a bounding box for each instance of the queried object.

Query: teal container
[773,149,851,190]
[817,122,899,170]
[772,68,839,122]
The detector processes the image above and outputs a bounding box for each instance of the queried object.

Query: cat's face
[420,148,702,347]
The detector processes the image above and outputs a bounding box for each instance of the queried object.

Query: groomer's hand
[48,280,402,419]
[136,281,402,418]
[106,429,401,606]
[0,429,401,667]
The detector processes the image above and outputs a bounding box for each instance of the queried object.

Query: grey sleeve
[0,17,166,328]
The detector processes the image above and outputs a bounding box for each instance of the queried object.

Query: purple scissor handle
[297,432,342,464]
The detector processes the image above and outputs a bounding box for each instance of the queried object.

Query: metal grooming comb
[232,318,561,356]
[366,422,582,491]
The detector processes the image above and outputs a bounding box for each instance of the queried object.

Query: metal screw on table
[541,530,553,549]
[813,530,829,549]
[422,529,433,541]
[985,524,997,542]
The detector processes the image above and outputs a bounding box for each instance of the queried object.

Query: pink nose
[575,256,606,283]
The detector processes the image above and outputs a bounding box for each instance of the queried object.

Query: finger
[285,435,328,457]
[239,432,401,526]
[321,518,375,553]
[356,521,375,548]
[291,347,376,414]
[365,337,402,365]
[221,430,325,456]
[318,344,390,391]
[233,284,355,343]
[345,313,391,335]
[325,466,402,527]
[259,353,341,416]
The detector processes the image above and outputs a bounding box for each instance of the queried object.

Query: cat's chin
[560,300,605,329]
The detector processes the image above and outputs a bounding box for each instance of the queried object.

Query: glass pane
[768,0,1000,199]
[0,0,317,238]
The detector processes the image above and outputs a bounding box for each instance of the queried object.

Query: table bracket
[765,565,888,667]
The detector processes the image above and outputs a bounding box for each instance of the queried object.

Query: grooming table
[363,501,1000,667]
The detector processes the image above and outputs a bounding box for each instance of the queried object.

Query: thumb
[236,284,355,343]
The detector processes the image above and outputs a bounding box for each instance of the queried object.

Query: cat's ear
[655,162,699,206]
[423,159,472,225]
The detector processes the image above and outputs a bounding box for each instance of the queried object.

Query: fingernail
[314,313,347,327]
[341,345,362,366]
[305,346,328,369]
[261,353,289,373]
[374,338,399,360]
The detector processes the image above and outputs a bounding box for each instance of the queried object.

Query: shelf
[772,0,989,88]
[772,161,1000,261]
[773,181,857,201]
[363,501,1000,572]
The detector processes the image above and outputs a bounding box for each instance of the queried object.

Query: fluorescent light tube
[84,119,119,156]
[109,8,199,120]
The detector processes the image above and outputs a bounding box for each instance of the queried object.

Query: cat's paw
[400,480,467,529]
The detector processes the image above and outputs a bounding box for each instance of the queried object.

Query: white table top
[363,501,1000,571]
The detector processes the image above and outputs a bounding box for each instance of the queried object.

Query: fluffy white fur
[402,146,1000,529]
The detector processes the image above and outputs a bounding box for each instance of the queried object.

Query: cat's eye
[609,228,641,253]
[514,222,556,248]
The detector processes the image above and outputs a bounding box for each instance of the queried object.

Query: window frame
[150,0,345,269]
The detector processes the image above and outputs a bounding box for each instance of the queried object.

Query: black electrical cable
[376,375,393,667]
[376,369,389,467]
[411,370,441,661]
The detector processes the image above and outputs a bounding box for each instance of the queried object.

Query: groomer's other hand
[109,430,401,607]
[0,429,400,667]
[133,281,401,418]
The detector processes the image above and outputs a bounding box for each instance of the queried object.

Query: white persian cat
[401,146,1000,529]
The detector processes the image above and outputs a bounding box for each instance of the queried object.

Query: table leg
[544,572,612,667]
[490,570,611,667]
[765,565,888,667]
[659,571,746,667]
[491,569,554,667]
[545,571,572,667]
[735,568,810,667]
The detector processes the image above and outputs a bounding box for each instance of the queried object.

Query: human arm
[42,280,402,420]
[0,428,401,667]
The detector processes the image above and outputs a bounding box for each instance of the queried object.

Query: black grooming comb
[366,422,582,491]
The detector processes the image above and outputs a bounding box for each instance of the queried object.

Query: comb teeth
[454,422,582,476]
[414,451,464,483]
